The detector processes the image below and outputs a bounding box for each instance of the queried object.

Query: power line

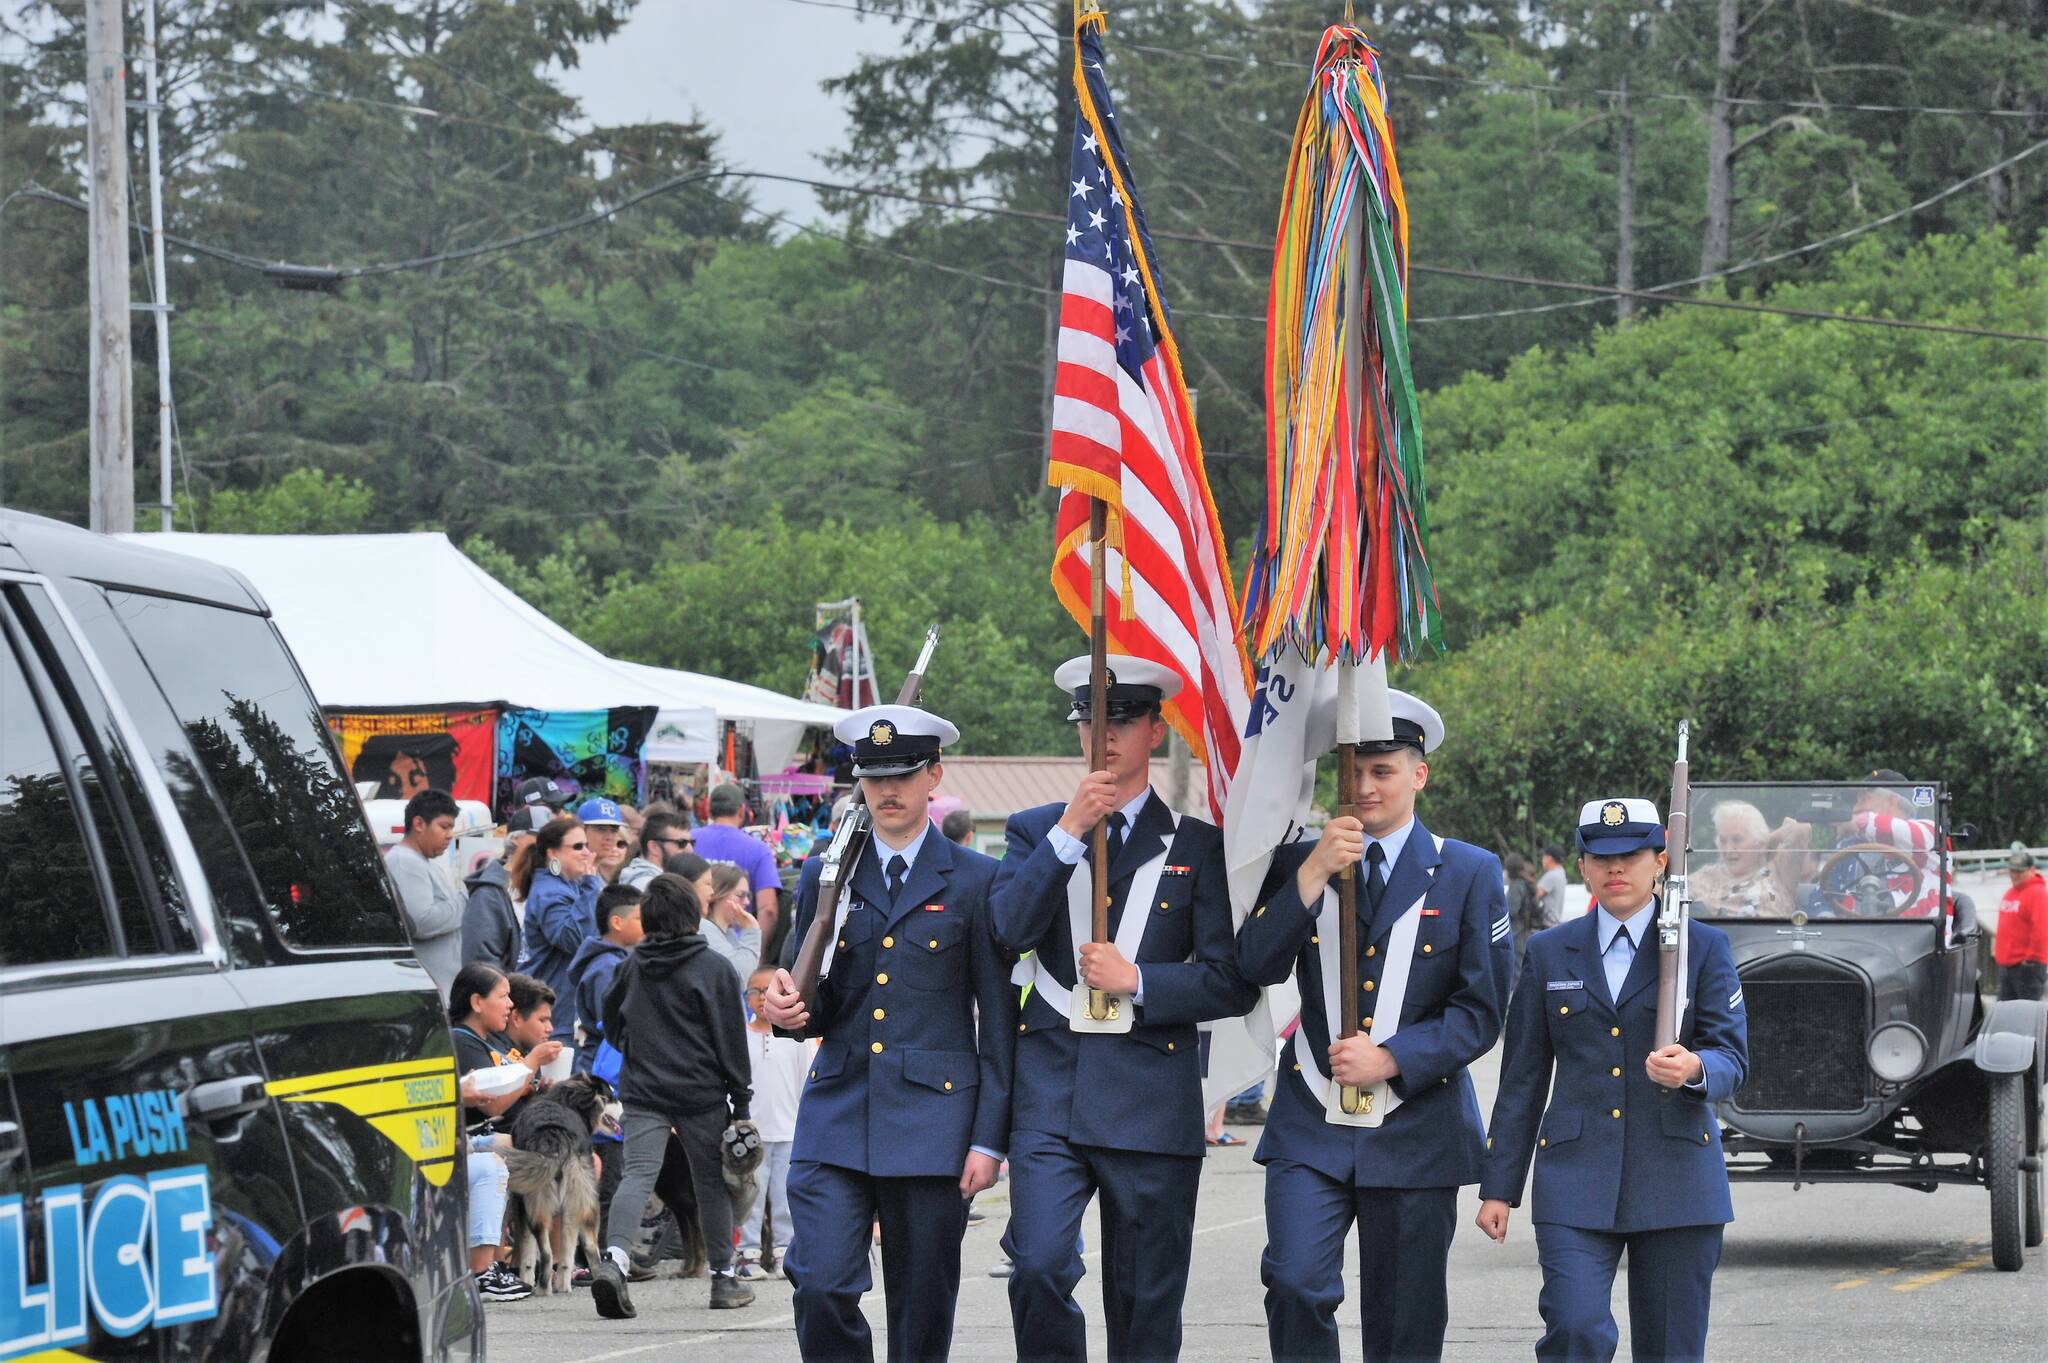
[13,161,2045,343]
[776,0,2044,121]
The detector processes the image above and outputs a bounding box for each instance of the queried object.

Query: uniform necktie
[1604,922,1636,1000]
[886,853,908,907]
[1364,842,1387,917]
[1104,811,1128,869]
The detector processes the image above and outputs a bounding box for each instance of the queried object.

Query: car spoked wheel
[1987,1069,2027,1270]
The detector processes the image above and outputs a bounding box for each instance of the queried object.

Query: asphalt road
[483,1041,2047,1363]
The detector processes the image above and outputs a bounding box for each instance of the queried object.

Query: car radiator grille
[1733,961,1868,1114]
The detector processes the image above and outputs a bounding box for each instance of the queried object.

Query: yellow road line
[1832,1277,1868,1290]
[1891,1253,1991,1291]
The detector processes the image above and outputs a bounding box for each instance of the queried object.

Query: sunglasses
[563,840,590,851]
[655,836,694,849]
[744,986,768,998]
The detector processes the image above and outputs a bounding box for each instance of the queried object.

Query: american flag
[1048,9,1250,817]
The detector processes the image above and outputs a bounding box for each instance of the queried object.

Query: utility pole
[140,0,175,531]
[85,0,133,533]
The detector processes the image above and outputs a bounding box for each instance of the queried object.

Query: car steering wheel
[1817,842,1925,916]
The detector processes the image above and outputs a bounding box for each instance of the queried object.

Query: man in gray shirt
[385,789,467,998]
[1535,842,1569,928]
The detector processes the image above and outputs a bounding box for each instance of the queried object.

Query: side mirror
[1954,822,1979,843]
[1951,892,1978,938]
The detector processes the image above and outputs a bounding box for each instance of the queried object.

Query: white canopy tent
[124,531,843,774]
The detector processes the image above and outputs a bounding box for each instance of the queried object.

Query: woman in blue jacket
[1477,796,1749,1363]
[514,815,602,1044]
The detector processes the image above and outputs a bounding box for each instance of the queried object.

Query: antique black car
[1687,779,2046,1270]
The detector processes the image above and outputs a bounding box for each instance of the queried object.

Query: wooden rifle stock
[1654,720,1691,1051]
[788,624,941,1010]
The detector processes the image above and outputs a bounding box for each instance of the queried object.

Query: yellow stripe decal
[275,1073,456,1118]
[16,1351,99,1362]
[265,1056,454,1097]
[265,1058,461,1185]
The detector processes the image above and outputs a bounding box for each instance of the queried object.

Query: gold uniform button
[1159,900,1169,909]
[1362,1017,1374,1028]
[944,1081,954,1092]
[929,939,939,949]
[1366,945,1377,958]
[1292,1062,1302,1072]
[1256,906,1267,918]
[882,935,895,949]
[1018,1023,1028,1033]
[1422,944,1433,954]
[1610,1026,1621,1037]
[838,939,847,950]
[872,1042,885,1054]
[1611,1067,1622,1078]
[1538,1137,1548,1148]
[1559,1006,1570,1016]
[1364,980,1376,992]
[873,1008,886,1021]
[1310,935,1320,945]
[1167,1041,1176,1051]
[1701,1132,1710,1144]
[876,973,890,985]
[1486,1137,1493,1150]
[810,1070,817,1079]
[1611,1108,1622,1119]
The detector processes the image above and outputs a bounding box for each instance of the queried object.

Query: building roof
[940,755,1209,822]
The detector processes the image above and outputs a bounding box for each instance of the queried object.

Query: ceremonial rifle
[787,625,941,1011]
[1655,720,1692,1051]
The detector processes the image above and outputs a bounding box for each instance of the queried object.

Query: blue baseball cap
[576,796,625,827]
[1575,797,1667,855]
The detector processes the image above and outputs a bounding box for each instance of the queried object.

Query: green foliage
[200,468,375,534]
[1415,520,2048,851]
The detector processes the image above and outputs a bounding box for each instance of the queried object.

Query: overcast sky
[556,1,889,226]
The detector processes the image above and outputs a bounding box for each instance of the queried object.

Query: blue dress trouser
[1260,1159,1457,1363]
[784,1159,967,1363]
[1533,1222,1723,1363]
[1002,1127,1203,1363]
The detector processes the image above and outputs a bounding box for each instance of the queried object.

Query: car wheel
[1987,1069,2027,1270]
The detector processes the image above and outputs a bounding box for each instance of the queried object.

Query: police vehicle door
[0,584,302,1362]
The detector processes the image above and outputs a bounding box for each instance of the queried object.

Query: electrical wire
[11,161,2045,343]
[774,0,2046,120]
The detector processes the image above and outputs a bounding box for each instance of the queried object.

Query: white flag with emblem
[1205,650,1393,1108]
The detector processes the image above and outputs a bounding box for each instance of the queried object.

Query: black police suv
[0,509,478,1362]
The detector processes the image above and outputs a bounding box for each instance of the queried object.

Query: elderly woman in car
[1691,799,1808,917]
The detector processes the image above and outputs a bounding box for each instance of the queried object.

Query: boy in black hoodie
[592,872,754,1318]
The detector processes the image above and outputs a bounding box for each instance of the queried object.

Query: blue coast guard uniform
[1480,797,1749,1363]
[992,655,1259,1363]
[1234,692,1512,1363]
[779,704,1018,1363]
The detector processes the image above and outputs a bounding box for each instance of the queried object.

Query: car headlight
[1867,1022,1926,1083]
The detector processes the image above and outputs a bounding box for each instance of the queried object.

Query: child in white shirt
[737,966,814,1279]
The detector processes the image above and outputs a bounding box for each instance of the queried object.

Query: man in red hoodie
[1996,842,2047,1002]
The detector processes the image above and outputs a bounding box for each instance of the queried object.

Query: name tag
[1546,979,1584,991]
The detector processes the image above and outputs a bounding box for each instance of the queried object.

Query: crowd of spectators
[386,778,806,1307]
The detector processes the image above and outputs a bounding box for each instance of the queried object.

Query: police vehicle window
[8,585,200,957]
[0,634,117,965]
[106,591,407,949]
[56,578,274,966]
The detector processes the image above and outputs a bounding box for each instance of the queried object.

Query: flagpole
[1332,168,1370,1117]
[1087,495,1113,1021]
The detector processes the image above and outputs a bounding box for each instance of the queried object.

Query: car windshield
[1684,781,1949,921]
